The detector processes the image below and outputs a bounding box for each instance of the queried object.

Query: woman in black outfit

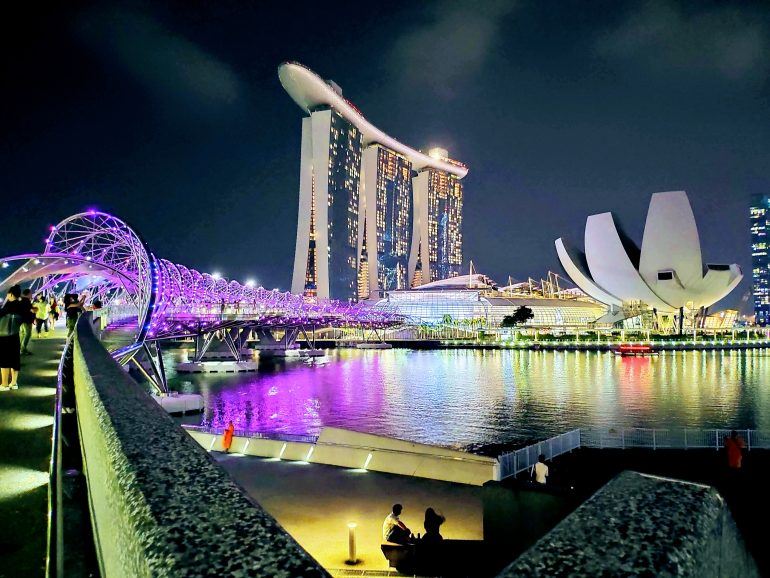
[422,508,445,543]
[0,285,24,390]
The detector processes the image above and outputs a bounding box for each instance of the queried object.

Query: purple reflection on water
[191,353,388,437]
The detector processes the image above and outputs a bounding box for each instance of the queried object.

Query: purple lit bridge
[0,212,400,391]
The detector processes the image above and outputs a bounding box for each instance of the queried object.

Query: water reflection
[167,348,770,448]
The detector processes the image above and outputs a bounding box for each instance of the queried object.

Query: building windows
[751,195,770,325]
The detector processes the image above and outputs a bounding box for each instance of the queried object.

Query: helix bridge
[0,211,401,391]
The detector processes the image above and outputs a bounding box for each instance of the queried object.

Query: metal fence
[498,429,581,479]
[580,427,770,450]
[497,427,770,479]
[181,424,319,444]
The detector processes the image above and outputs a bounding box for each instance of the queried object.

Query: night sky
[2,1,768,310]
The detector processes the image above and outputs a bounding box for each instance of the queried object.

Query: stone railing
[72,316,328,577]
[497,471,758,577]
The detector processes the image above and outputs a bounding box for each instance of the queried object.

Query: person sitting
[421,507,445,543]
[382,503,412,544]
[533,454,549,484]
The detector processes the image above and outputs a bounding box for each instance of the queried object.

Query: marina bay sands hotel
[279,62,468,302]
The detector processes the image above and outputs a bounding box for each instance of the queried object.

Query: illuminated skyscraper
[411,149,464,283]
[279,62,467,300]
[751,195,770,325]
[363,144,413,296]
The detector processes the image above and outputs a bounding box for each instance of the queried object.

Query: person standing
[223,421,235,453]
[0,286,24,390]
[725,430,746,471]
[34,294,50,337]
[65,294,84,336]
[48,295,59,329]
[534,454,549,484]
[19,288,35,355]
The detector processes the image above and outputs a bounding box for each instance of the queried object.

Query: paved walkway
[0,328,64,578]
[216,454,484,575]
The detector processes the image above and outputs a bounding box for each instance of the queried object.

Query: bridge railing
[70,316,327,577]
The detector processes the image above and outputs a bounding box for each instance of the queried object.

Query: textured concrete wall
[186,427,498,486]
[499,471,758,577]
[73,318,328,577]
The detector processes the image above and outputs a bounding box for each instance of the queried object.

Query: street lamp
[212,271,222,280]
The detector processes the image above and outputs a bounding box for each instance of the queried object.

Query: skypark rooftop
[278,62,468,178]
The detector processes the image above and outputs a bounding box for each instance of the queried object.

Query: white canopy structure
[555,191,742,315]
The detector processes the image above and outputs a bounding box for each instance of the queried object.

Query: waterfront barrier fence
[499,427,770,479]
[498,430,582,479]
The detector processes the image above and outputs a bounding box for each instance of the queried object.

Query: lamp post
[346,522,358,565]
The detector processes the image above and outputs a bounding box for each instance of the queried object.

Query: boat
[613,344,658,357]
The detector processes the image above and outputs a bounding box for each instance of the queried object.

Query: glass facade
[375,289,605,327]
[427,171,463,281]
[751,195,770,325]
[374,147,413,291]
[327,110,362,301]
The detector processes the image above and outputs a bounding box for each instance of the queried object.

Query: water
[167,348,770,449]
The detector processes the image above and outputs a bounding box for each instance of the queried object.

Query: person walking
[0,286,25,390]
[34,294,50,337]
[222,421,235,453]
[19,288,35,355]
[49,295,59,329]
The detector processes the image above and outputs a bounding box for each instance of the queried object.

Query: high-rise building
[411,149,464,283]
[363,144,413,295]
[279,62,468,301]
[751,195,770,325]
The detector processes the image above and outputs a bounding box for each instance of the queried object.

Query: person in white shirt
[534,454,549,484]
[382,503,412,544]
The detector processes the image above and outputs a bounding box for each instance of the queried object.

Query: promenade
[0,328,63,578]
[217,454,484,575]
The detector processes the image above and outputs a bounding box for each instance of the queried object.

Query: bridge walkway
[0,327,64,578]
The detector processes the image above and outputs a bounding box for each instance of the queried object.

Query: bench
[382,539,483,576]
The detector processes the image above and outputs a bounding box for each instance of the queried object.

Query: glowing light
[363,453,373,469]
[305,446,314,461]
[278,443,287,459]
[428,147,448,160]
[246,278,256,287]
[212,271,222,280]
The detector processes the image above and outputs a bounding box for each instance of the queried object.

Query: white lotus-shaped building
[555,191,742,317]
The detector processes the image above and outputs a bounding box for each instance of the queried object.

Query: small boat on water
[613,344,658,357]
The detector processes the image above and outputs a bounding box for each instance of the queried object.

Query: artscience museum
[555,191,742,331]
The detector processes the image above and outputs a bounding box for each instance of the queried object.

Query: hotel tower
[279,62,468,301]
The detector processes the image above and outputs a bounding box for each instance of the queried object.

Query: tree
[501,306,535,327]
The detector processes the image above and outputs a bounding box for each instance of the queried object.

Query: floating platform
[198,348,254,361]
[151,392,204,414]
[302,349,325,357]
[355,342,393,350]
[177,361,260,373]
